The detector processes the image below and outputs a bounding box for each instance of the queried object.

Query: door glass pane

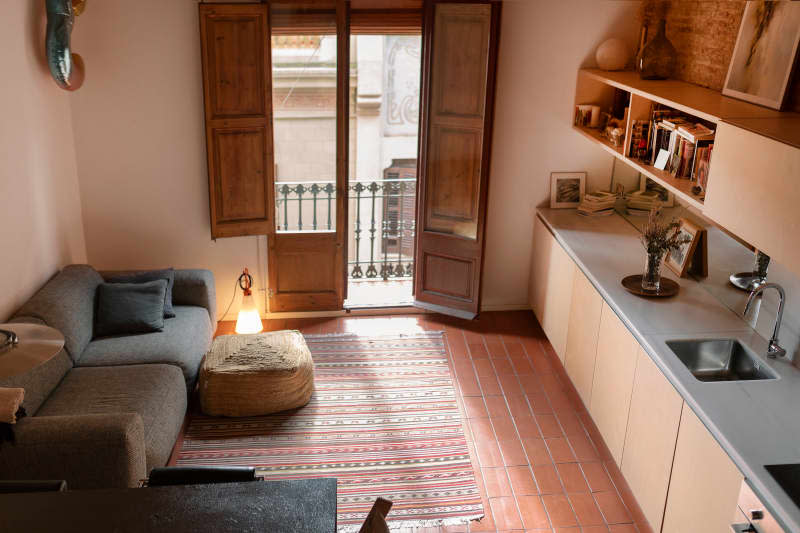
[344,35,421,308]
[272,34,337,233]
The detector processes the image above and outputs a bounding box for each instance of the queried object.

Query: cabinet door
[529,216,576,362]
[662,403,744,533]
[704,123,800,279]
[563,268,603,406]
[589,303,638,465]
[620,349,683,532]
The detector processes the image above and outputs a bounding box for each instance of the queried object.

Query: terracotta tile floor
[214,311,652,533]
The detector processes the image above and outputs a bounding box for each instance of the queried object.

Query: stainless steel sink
[666,339,778,382]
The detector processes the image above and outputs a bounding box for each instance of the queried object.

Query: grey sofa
[0,265,215,489]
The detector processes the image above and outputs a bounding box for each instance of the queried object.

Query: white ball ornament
[595,38,629,71]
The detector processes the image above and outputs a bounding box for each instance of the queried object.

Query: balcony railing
[275,178,416,281]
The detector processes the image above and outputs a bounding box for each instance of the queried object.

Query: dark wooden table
[0,478,337,532]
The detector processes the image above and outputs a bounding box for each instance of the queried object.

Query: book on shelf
[677,123,715,143]
[670,136,695,178]
[650,122,673,166]
[694,143,713,191]
[645,103,716,173]
[628,120,651,160]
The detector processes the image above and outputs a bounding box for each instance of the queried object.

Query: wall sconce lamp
[234,268,263,335]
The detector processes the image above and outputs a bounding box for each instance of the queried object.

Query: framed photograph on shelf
[665,218,702,277]
[640,175,674,207]
[550,172,585,209]
[723,1,800,109]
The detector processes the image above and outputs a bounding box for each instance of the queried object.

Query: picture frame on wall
[639,175,674,207]
[550,172,586,209]
[665,218,703,277]
[723,1,800,110]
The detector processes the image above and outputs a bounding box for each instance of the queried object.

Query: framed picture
[639,175,674,207]
[550,172,585,209]
[665,218,702,277]
[723,1,800,109]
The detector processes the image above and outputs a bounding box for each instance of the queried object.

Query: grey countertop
[537,207,800,533]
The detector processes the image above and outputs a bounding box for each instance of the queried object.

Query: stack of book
[646,105,715,188]
[625,190,661,217]
[577,191,617,217]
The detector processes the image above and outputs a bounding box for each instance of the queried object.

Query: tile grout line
[481,332,533,532]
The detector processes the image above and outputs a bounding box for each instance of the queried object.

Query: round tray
[621,275,680,298]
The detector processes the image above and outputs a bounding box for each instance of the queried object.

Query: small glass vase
[639,19,676,80]
[642,252,664,291]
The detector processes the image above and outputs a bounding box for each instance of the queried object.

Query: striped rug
[177,331,484,531]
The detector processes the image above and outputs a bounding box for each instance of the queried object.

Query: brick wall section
[640,0,800,111]
[640,0,745,90]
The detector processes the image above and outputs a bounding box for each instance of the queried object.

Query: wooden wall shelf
[580,69,788,124]
[573,124,704,209]
[572,69,800,210]
[574,68,800,279]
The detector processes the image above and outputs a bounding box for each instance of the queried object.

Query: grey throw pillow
[94,280,168,338]
[107,268,176,318]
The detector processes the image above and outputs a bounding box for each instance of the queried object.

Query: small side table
[0,323,64,379]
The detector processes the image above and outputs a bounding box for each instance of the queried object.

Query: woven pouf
[199,330,314,417]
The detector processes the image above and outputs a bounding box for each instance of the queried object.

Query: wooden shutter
[350,10,422,34]
[413,1,500,319]
[199,4,274,238]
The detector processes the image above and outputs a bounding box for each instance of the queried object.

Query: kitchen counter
[538,207,800,533]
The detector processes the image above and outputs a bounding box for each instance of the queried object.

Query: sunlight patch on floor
[344,279,413,309]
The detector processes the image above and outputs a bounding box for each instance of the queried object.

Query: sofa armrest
[0,413,147,489]
[173,269,216,323]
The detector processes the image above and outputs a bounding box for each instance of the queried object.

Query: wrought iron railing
[275,179,416,281]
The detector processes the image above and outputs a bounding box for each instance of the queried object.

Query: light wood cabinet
[589,303,639,466]
[529,216,576,362]
[703,122,800,279]
[662,403,743,533]
[563,268,603,406]
[620,348,683,532]
[532,214,748,533]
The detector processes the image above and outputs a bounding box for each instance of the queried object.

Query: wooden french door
[199,2,349,313]
[413,1,500,319]
[268,1,350,312]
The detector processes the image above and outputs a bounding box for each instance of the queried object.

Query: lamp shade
[235,292,263,334]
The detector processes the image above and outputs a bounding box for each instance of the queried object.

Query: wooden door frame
[412,0,502,317]
[337,0,350,302]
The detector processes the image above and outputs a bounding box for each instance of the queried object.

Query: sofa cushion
[94,280,168,337]
[36,364,187,474]
[107,268,176,318]
[172,270,217,324]
[13,265,103,362]
[77,306,212,388]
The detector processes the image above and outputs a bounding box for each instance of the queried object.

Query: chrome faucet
[744,283,787,358]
